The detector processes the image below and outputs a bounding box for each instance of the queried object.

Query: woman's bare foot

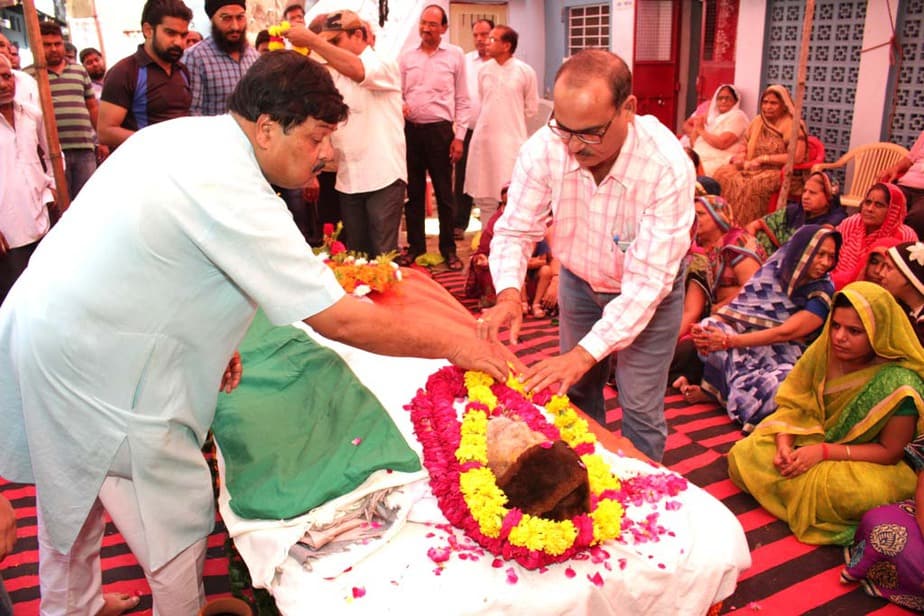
[96,593,140,616]
[672,377,712,404]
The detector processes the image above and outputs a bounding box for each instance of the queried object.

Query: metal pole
[22,0,71,212]
[778,0,815,203]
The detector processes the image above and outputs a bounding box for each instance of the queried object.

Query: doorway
[633,0,681,130]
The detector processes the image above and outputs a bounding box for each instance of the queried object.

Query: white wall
[507,0,545,96]
[611,0,635,67]
[852,2,898,147]
[733,0,768,117]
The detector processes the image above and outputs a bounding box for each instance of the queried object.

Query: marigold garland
[267,21,310,55]
[407,366,680,569]
[313,223,401,295]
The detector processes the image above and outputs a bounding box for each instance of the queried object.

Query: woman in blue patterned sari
[689,225,841,432]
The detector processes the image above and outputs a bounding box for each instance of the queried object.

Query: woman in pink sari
[831,183,918,290]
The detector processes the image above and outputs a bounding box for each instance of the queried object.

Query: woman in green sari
[728,281,924,545]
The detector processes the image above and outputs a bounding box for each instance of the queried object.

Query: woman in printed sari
[747,171,847,257]
[683,84,749,176]
[831,183,918,290]
[684,196,766,324]
[671,196,765,393]
[713,85,808,225]
[686,225,840,429]
[842,433,924,612]
[728,282,924,546]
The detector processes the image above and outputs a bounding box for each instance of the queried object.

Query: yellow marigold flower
[545,394,571,415]
[590,499,624,543]
[505,372,527,396]
[460,468,507,537]
[466,385,497,409]
[464,371,494,390]
[457,410,488,463]
[508,515,577,555]
[582,454,620,493]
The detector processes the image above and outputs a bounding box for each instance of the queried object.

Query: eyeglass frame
[547,110,618,145]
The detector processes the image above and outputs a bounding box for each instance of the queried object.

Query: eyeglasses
[547,112,617,145]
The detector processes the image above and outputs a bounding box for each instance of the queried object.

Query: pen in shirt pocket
[612,233,632,252]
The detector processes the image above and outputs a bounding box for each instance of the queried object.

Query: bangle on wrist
[845,444,852,460]
[821,443,829,461]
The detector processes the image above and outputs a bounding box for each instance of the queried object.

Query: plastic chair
[811,142,911,209]
[767,136,825,213]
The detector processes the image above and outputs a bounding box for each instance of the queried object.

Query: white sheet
[218,322,751,615]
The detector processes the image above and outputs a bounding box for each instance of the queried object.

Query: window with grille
[567,4,610,55]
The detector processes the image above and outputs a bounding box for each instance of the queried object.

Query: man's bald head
[554,49,632,109]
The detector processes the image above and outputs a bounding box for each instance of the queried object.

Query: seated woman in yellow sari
[728,281,924,545]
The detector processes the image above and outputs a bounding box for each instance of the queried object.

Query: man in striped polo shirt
[25,22,99,200]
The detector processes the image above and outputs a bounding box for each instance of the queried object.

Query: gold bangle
[845,444,852,460]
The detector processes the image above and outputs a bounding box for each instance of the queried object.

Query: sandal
[532,304,546,318]
[446,254,464,271]
[521,301,529,315]
[395,251,420,267]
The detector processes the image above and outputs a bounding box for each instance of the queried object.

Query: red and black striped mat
[0,269,911,615]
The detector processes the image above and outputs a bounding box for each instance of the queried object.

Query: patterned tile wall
[762,0,867,186]
[887,0,924,149]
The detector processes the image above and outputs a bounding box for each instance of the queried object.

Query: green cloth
[728,282,924,545]
[755,208,789,256]
[213,310,421,520]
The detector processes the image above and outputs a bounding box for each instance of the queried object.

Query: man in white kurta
[464,25,538,225]
[453,18,493,237]
[0,51,512,615]
[286,12,407,257]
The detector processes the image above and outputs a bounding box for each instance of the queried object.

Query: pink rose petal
[505,567,519,585]
[351,437,362,446]
[427,546,451,564]
[564,567,576,579]
[587,571,604,587]
[351,587,365,599]
[492,558,504,569]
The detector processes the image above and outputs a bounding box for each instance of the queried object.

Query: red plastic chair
[766,136,825,212]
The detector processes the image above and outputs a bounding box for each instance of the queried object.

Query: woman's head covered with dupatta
[766,281,924,438]
[785,170,845,230]
[831,182,917,290]
[860,182,908,235]
[695,195,735,234]
[779,224,841,297]
[832,282,924,367]
[747,84,802,160]
[707,84,742,124]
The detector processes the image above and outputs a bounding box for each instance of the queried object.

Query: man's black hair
[228,51,348,132]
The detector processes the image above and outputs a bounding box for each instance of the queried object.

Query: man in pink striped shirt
[481,50,695,461]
